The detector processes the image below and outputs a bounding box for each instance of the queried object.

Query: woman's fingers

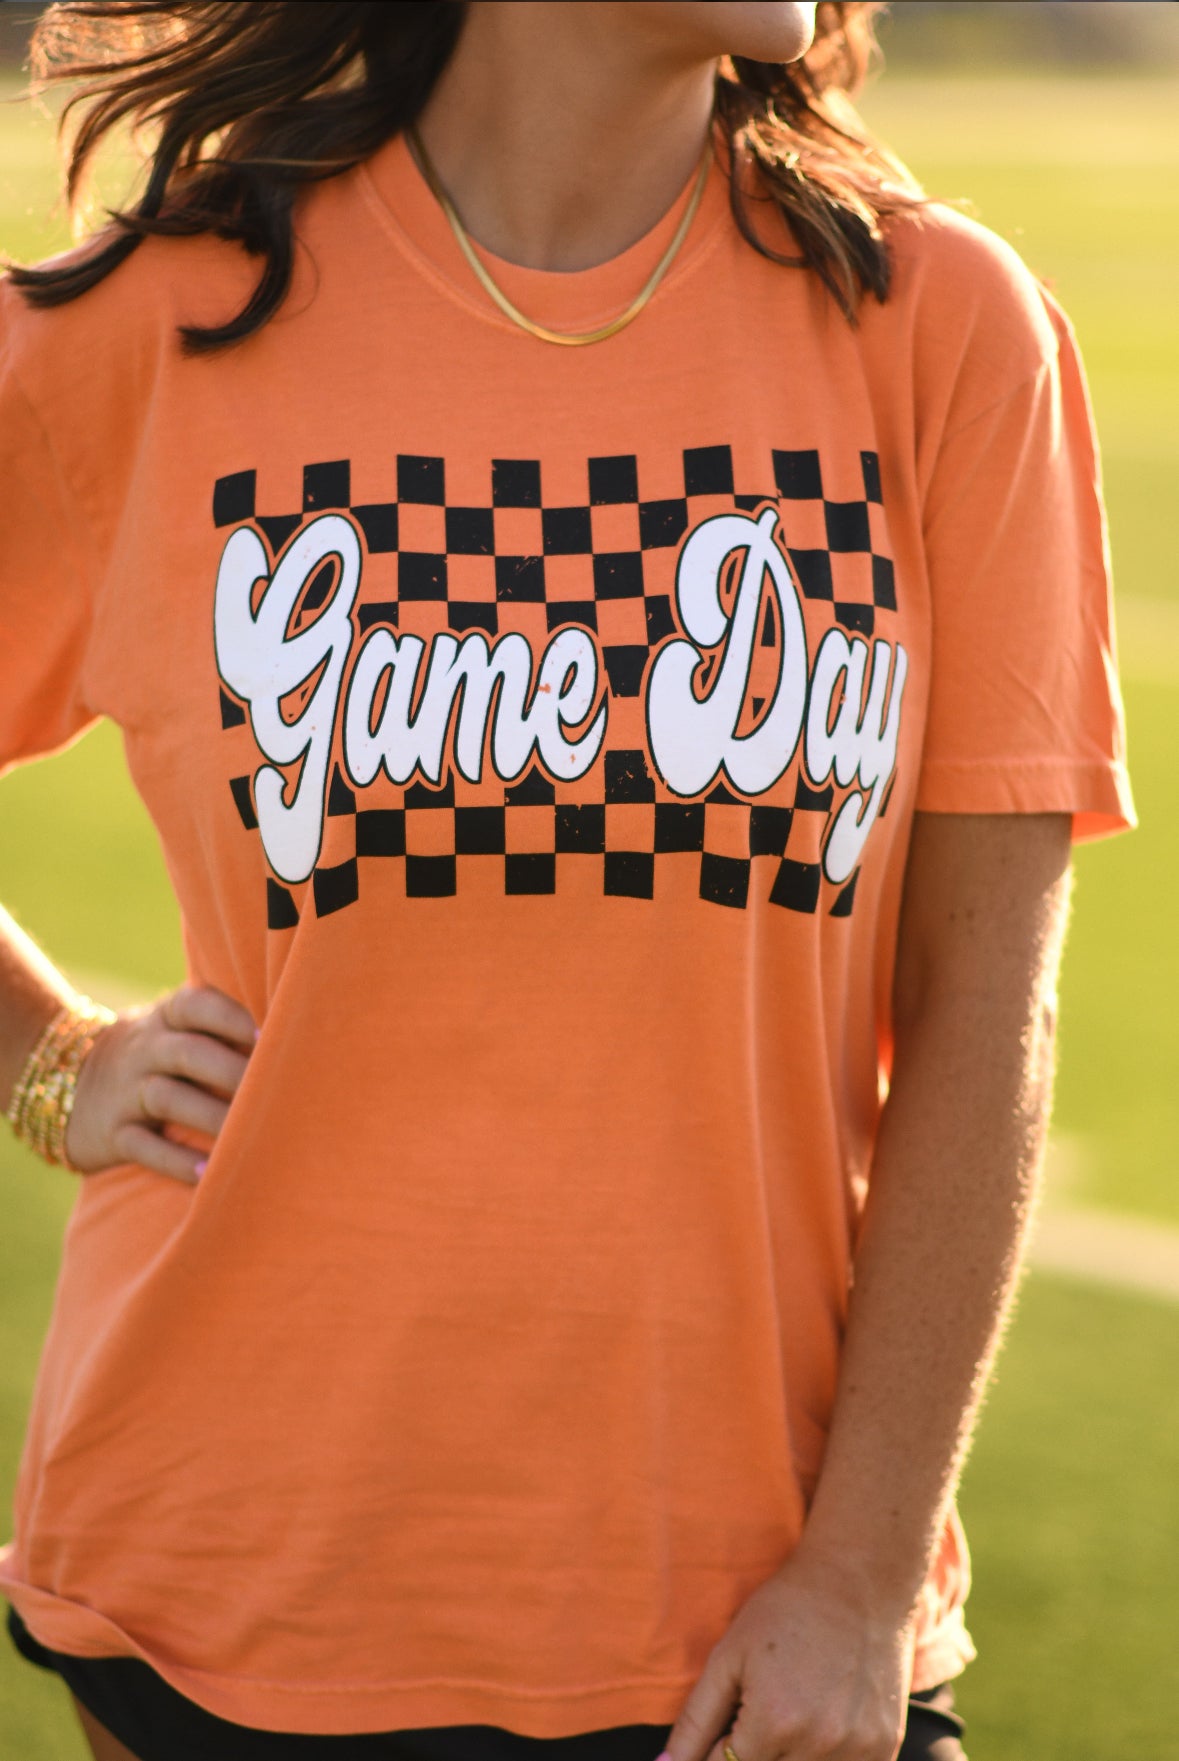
[138,1073,231,1140]
[161,983,257,1049]
[154,1028,250,1098]
[661,1647,741,1761]
[112,1120,206,1186]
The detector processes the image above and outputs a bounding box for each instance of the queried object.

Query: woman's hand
[64,984,257,1184]
[661,1546,916,1761]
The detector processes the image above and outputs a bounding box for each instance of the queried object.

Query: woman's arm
[663,809,1073,1761]
[1,901,256,1184]
[0,902,76,1104]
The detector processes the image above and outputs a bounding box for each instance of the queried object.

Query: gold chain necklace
[406,123,714,347]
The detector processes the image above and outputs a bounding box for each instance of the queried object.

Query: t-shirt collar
[360,122,732,334]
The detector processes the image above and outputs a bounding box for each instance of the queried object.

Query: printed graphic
[213,446,905,924]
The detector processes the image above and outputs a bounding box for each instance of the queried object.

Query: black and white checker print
[213,444,897,926]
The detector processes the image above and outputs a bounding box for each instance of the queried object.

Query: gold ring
[723,1747,742,1761]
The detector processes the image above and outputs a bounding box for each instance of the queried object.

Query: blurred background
[1,2,1176,1756]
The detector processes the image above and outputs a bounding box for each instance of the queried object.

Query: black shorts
[7,1604,967,1760]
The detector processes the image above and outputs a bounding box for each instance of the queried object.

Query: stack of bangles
[4,997,117,1170]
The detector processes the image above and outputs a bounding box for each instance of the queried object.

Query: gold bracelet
[5,998,117,1170]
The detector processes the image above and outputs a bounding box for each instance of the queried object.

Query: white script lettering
[646,503,907,875]
[215,518,606,885]
[646,506,809,798]
[805,627,908,883]
[214,515,359,885]
[343,625,606,790]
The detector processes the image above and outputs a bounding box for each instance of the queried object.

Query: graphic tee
[0,129,1132,1736]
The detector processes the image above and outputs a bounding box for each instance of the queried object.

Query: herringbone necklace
[406,124,714,347]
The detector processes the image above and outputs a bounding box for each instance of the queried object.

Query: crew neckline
[359,124,733,336]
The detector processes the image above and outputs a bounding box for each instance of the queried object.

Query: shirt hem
[2,1573,974,1738]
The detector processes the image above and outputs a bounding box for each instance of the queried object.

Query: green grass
[0,722,182,997]
[954,1275,1179,1760]
[0,77,68,262]
[1059,681,1178,1220]
[1,66,1178,1761]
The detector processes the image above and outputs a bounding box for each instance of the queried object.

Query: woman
[0,3,1132,1759]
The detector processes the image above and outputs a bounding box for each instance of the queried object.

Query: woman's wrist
[786,1513,929,1628]
[5,995,118,1168]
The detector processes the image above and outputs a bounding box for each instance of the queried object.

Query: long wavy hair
[9,0,921,353]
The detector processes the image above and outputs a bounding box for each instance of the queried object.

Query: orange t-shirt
[0,131,1132,1736]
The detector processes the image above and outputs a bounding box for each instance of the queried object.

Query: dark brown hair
[9,0,920,352]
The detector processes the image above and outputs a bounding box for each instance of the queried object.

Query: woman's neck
[410,1,718,273]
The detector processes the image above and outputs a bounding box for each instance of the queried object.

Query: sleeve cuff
[914,756,1136,844]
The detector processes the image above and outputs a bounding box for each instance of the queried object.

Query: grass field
[1,65,1177,1761]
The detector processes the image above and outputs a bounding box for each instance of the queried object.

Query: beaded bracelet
[5,998,117,1170]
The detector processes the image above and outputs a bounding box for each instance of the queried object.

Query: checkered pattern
[214,445,896,925]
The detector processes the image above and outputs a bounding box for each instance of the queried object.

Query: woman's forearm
[0,901,76,1108]
[796,975,1058,1615]
[795,812,1073,1618]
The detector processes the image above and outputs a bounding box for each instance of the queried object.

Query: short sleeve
[0,286,99,775]
[915,292,1134,842]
